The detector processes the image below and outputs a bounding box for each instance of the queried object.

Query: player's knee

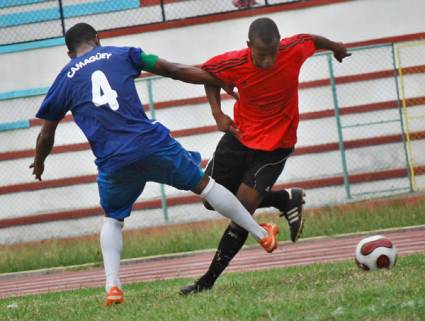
[192,174,210,195]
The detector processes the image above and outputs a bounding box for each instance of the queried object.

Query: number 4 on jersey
[91,70,119,111]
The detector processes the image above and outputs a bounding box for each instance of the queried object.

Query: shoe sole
[104,298,124,306]
[269,224,279,252]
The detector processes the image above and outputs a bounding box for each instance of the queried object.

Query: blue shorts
[97,137,204,220]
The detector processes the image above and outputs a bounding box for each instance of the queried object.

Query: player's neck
[75,44,98,57]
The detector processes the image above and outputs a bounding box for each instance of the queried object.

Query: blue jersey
[36,46,170,173]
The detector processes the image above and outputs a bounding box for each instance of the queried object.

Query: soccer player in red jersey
[180,17,351,295]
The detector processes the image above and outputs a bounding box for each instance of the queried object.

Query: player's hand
[214,112,240,137]
[333,42,351,62]
[30,162,44,181]
[221,83,239,101]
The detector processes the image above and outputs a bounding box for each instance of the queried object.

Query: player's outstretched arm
[141,53,238,98]
[149,56,225,86]
[312,35,351,62]
[205,84,240,137]
[30,119,59,181]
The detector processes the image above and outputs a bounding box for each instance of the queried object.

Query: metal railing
[0,0,305,46]
[0,42,424,243]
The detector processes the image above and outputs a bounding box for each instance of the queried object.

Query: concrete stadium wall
[0,0,424,243]
[1,0,425,92]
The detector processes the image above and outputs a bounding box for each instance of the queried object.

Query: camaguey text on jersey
[67,52,112,78]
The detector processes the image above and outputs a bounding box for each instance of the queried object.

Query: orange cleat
[259,223,279,253]
[104,286,124,306]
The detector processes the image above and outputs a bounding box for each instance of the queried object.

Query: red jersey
[202,34,316,151]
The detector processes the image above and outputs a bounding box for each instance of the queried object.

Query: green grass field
[2,254,424,321]
[1,196,425,273]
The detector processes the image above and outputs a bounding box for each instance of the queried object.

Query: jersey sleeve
[128,47,145,72]
[201,53,235,84]
[128,47,159,73]
[285,34,316,63]
[36,73,70,121]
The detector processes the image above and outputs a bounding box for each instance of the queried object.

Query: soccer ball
[355,235,397,271]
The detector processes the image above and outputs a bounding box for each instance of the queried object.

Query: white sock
[100,217,124,292]
[201,178,267,241]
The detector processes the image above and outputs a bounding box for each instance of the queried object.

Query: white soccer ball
[355,235,397,271]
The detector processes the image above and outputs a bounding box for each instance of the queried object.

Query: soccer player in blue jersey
[30,23,279,305]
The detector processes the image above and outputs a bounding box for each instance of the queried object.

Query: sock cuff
[200,177,216,199]
[104,216,124,228]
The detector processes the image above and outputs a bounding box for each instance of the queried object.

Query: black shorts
[205,133,293,196]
